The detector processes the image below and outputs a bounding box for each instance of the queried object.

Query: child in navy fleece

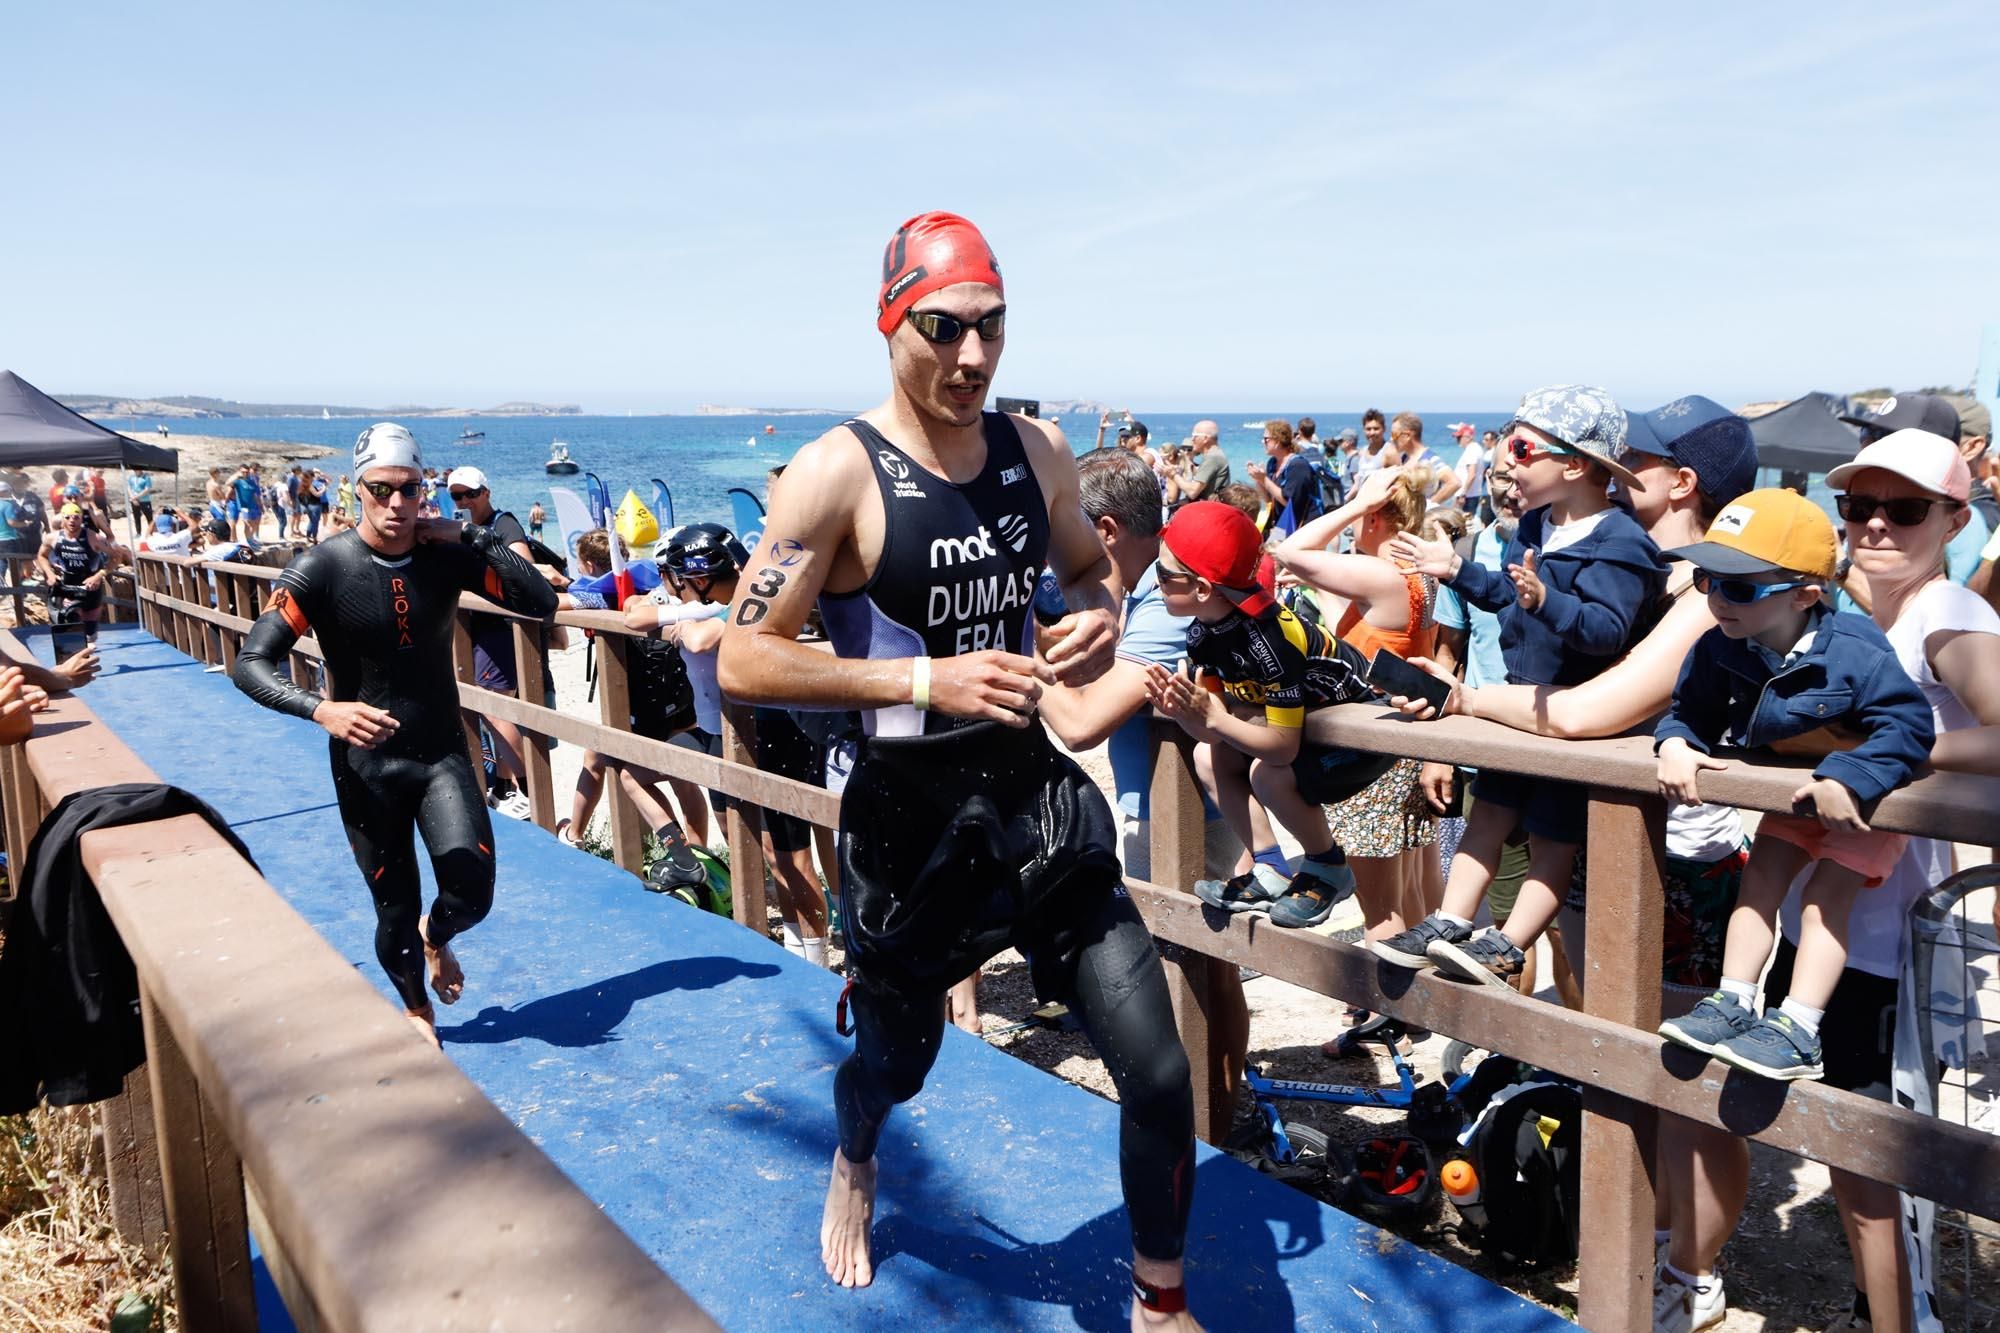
[1653,489,1932,1080]
[1375,385,1669,986]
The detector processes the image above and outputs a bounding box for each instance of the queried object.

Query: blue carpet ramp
[75,624,1571,1331]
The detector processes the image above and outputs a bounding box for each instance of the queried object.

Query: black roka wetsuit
[231,526,557,1011]
[817,412,1194,1262]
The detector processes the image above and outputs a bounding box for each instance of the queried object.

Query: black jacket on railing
[0,783,254,1113]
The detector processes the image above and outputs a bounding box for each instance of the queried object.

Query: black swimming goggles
[906,308,1005,344]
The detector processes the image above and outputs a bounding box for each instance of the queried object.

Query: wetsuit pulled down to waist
[839,718,1122,997]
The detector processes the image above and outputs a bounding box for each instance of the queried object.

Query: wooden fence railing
[0,620,716,1331]
[127,550,2000,1333]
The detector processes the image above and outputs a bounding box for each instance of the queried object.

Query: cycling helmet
[655,522,750,582]
[1331,1135,1439,1227]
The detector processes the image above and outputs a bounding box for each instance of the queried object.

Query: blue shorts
[1471,771,1586,845]
[225,500,240,521]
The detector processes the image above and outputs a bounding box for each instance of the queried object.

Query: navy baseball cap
[1625,396,1759,507]
[1839,393,1960,443]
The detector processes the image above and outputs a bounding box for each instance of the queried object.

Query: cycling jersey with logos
[817,412,1050,736]
[232,527,558,759]
[1186,602,1370,728]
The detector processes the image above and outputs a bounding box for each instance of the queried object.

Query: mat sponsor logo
[930,526,998,567]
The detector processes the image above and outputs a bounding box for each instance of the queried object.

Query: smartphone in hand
[1363,648,1452,716]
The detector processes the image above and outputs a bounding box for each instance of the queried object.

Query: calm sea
[96,410,1520,531]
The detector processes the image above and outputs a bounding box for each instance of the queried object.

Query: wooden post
[1148,721,1231,1144]
[722,704,768,936]
[9,554,23,628]
[451,611,490,802]
[214,573,240,674]
[511,620,557,830]
[99,1065,168,1254]
[140,987,255,1330]
[1575,787,1668,1333]
[595,634,647,875]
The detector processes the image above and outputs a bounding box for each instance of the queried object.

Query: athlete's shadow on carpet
[869,1156,1321,1332]
[439,956,781,1049]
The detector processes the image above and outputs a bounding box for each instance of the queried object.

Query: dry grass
[0,1107,175,1332]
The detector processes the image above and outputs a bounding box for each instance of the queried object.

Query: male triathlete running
[231,424,559,1045]
[718,213,1201,1330]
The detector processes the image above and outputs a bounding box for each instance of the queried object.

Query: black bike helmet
[654,523,750,583]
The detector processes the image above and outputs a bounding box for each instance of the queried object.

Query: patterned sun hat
[1508,384,1645,491]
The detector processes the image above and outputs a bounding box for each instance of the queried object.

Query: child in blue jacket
[1654,488,1933,1079]
[1377,386,1669,986]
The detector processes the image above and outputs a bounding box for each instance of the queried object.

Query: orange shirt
[1334,569,1436,662]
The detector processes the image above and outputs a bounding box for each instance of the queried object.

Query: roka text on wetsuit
[231,524,558,1010]
[820,410,1196,1264]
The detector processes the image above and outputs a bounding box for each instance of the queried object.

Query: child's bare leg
[1498,837,1578,951]
[1784,860,1868,1011]
[1350,853,1408,941]
[1436,798,1515,921]
[1721,837,1812,986]
[1249,758,1332,857]
[1202,742,1261,860]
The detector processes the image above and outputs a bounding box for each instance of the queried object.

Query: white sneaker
[495,789,533,821]
[1653,1266,1724,1333]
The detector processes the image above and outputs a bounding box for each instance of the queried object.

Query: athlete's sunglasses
[1693,570,1808,604]
[361,480,424,501]
[1836,494,1951,527]
[905,308,1006,344]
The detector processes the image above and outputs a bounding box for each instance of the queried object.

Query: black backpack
[627,635,695,737]
[1452,1073,1582,1268]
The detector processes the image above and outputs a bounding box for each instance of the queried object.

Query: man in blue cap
[1622,395,1761,534]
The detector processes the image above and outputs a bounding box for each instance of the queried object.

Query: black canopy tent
[1745,391,1863,473]
[0,370,181,537]
[0,371,178,471]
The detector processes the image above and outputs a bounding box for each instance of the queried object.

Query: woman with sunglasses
[231,423,560,1048]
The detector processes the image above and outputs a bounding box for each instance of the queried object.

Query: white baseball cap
[1826,429,1971,502]
[446,466,489,492]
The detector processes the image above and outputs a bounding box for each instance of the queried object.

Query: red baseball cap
[1159,501,1274,616]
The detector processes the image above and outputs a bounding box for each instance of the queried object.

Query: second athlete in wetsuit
[232,423,559,1044]
[718,213,1201,1330]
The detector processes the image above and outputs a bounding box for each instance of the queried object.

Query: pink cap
[1826,429,1970,502]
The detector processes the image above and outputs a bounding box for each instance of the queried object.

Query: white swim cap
[354,422,423,476]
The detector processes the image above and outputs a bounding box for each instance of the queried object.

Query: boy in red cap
[1143,499,1381,927]
[1652,488,1933,1080]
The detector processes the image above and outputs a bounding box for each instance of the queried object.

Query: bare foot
[406,1006,441,1048]
[419,915,465,1005]
[820,1149,877,1289]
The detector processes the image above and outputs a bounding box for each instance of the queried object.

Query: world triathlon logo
[877,449,910,480]
[770,538,806,567]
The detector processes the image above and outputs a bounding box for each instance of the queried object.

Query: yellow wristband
[911,656,931,712]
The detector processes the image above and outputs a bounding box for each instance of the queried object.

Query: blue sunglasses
[1693,571,1807,604]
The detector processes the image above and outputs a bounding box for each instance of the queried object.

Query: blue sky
[6,3,1996,413]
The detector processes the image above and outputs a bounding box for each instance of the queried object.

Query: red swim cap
[876,211,1004,335]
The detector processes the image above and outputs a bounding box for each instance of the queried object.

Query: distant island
[60,393,582,419]
[694,404,849,417]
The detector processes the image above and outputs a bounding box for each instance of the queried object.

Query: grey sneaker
[1427,927,1526,989]
[1659,991,1756,1058]
[1268,867,1352,928]
[1193,864,1288,914]
[1371,914,1473,970]
[1714,1012,1823,1081]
